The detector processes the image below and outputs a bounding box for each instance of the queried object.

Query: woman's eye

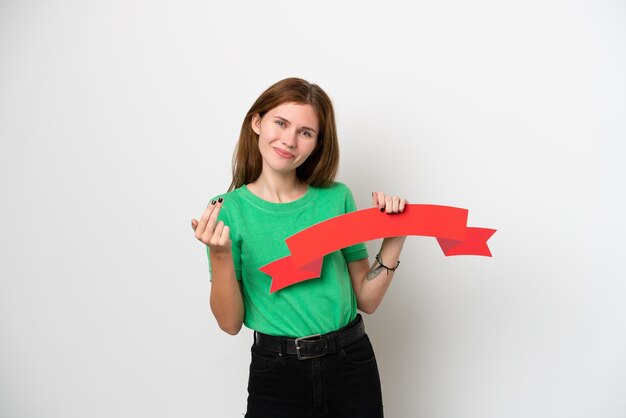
[301,130,312,138]
[275,120,285,127]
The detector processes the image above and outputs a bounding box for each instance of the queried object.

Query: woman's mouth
[273,147,295,159]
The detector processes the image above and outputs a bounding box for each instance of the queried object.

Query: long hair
[228,78,339,191]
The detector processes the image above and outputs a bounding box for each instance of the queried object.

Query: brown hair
[228,78,339,191]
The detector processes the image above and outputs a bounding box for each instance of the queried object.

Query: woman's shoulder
[311,182,359,208]
[313,181,353,197]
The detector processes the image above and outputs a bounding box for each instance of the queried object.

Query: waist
[253,314,366,360]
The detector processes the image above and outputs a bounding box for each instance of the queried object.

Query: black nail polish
[380,207,385,212]
[211,200,216,205]
[218,197,223,203]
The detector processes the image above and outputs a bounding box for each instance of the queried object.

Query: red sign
[260,204,496,293]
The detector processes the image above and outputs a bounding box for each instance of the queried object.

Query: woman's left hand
[372,192,409,214]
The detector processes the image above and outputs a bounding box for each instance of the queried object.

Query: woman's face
[251,102,319,178]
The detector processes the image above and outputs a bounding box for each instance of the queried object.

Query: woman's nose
[281,130,297,148]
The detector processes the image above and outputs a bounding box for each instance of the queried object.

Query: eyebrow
[274,116,317,133]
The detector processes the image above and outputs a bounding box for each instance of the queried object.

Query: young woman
[192,78,408,417]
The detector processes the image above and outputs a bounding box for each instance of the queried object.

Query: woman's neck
[247,173,308,203]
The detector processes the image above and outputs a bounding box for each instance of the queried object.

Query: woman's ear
[251,113,261,135]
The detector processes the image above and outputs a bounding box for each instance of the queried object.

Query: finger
[210,220,225,246]
[391,196,400,213]
[204,198,225,234]
[196,200,218,237]
[385,195,393,213]
[201,199,218,220]
[371,192,378,207]
[191,219,199,231]
[219,225,231,245]
[198,197,224,241]
[374,192,386,211]
[201,217,218,244]
[202,203,224,243]
[399,199,407,213]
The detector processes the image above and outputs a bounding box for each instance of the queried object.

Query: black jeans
[245,332,384,417]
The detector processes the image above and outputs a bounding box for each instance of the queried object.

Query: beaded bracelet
[375,252,400,275]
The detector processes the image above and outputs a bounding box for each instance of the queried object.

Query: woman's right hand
[193,197,242,335]
[191,198,231,254]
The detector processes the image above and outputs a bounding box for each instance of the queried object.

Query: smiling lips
[273,147,295,159]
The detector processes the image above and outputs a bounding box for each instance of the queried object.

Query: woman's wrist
[210,248,233,259]
[381,235,407,249]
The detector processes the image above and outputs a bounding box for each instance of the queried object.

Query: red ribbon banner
[260,204,496,293]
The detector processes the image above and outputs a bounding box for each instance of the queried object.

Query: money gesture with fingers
[191,198,232,254]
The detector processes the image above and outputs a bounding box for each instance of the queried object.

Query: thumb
[221,225,231,242]
[191,219,199,230]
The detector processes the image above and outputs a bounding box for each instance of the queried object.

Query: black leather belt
[254,314,366,360]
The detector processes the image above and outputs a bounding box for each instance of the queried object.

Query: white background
[1,1,625,417]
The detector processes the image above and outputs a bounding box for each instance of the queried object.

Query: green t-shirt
[207,182,368,337]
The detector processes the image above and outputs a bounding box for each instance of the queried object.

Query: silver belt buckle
[294,334,326,360]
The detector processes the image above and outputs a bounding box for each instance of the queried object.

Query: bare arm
[192,199,244,335]
[348,192,408,314]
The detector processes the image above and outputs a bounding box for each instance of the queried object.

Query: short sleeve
[340,185,369,263]
[207,198,242,282]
